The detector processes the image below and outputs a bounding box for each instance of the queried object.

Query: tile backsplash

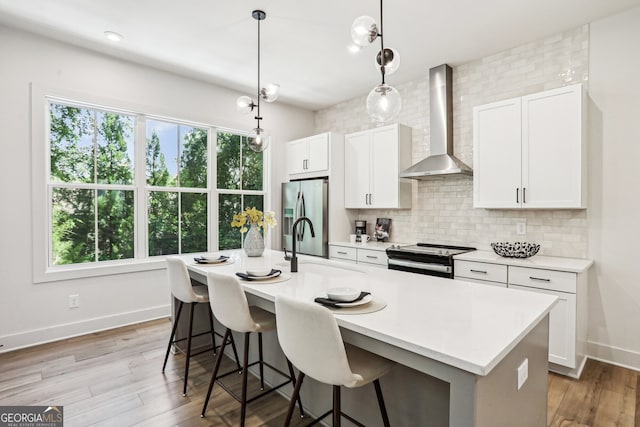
[315,25,589,258]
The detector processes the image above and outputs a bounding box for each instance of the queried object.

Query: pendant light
[351,0,402,123]
[235,10,279,152]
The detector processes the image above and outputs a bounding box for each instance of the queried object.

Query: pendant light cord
[256,16,262,126]
[379,0,386,84]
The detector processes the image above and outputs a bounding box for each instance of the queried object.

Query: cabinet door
[344,131,371,208]
[287,139,308,175]
[306,134,329,173]
[473,98,522,208]
[522,84,583,208]
[509,285,577,368]
[369,126,398,208]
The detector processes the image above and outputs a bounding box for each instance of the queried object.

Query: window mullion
[135,114,147,259]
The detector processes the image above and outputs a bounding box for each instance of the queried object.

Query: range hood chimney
[400,64,472,179]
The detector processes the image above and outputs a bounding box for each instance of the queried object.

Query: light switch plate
[517,358,528,390]
[516,222,526,235]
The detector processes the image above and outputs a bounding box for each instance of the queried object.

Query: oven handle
[388,259,452,274]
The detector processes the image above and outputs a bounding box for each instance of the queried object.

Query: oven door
[387,258,453,278]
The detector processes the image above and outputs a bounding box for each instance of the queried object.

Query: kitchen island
[182,249,556,427]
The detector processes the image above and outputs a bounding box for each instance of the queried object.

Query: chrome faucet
[290,216,315,273]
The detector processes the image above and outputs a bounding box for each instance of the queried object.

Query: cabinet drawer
[454,260,507,284]
[454,276,508,288]
[509,266,576,293]
[356,248,388,266]
[329,245,356,261]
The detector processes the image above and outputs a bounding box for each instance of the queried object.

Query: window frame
[31,84,269,283]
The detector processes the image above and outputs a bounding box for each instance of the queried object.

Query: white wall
[0,25,314,351]
[587,7,640,369]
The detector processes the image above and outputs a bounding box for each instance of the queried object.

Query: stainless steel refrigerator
[281,178,328,258]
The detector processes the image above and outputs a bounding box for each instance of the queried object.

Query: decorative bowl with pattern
[490,242,540,258]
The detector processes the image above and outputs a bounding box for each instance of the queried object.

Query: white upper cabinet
[344,123,412,209]
[473,84,585,209]
[287,133,330,178]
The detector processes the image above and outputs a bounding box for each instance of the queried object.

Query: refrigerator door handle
[294,191,301,241]
[298,192,306,241]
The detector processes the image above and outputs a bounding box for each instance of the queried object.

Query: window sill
[34,257,168,284]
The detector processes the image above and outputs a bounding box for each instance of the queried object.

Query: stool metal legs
[283,373,390,427]
[162,301,241,396]
[162,300,184,374]
[202,328,304,427]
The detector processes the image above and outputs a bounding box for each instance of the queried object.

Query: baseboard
[587,340,640,372]
[0,305,171,353]
[549,355,588,379]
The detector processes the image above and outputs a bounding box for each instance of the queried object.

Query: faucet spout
[290,216,315,273]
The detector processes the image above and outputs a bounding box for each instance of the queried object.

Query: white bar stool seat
[201,271,304,427]
[276,294,395,426]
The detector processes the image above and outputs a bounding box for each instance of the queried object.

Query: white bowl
[200,253,222,261]
[246,268,273,277]
[327,287,361,302]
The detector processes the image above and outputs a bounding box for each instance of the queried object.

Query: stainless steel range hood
[400,64,472,179]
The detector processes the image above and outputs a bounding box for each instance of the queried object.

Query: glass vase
[244,223,265,257]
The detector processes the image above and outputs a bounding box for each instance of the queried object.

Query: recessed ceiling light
[104,31,123,42]
[347,44,361,53]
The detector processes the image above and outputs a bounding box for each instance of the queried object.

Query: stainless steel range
[386,243,476,278]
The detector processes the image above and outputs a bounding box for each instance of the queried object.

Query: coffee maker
[354,220,367,242]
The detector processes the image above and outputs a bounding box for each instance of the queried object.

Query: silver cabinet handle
[516,188,519,203]
[470,269,487,274]
[366,255,378,259]
[529,276,550,282]
[523,187,527,204]
[337,251,348,255]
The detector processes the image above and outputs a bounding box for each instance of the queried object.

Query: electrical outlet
[516,222,526,235]
[68,294,80,309]
[517,358,529,390]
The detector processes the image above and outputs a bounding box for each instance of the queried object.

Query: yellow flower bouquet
[231,207,277,233]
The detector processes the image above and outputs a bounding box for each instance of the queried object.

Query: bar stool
[275,294,395,427]
[162,257,241,396]
[201,271,304,426]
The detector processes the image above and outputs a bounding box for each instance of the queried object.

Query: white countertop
[329,241,405,251]
[454,250,593,273]
[186,250,556,377]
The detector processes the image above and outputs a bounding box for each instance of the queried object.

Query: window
[216,131,265,250]
[146,120,209,256]
[37,93,268,279]
[49,103,135,265]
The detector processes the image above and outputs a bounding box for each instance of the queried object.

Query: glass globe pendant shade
[366,83,402,124]
[248,127,270,152]
[350,15,378,46]
[236,96,255,114]
[375,47,400,75]
[260,83,280,102]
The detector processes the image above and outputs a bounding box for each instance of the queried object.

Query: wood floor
[0,319,638,427]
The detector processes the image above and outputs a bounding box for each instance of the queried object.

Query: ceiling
[0,0,638,110]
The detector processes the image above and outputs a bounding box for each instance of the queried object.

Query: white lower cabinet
[329,244,388,268]
[454,260,507,287]
[509,284,576,368]
[454,259,586,377]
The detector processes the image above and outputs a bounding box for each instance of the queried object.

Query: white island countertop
[186,249,557,377]
[454,250,593,273]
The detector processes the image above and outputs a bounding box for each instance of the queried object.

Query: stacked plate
[194,254,230,264]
